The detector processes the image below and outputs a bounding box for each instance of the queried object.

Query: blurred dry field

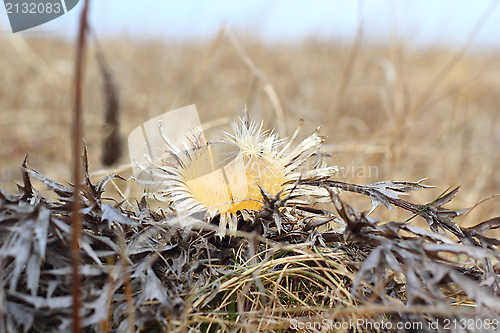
[1,32,499,226]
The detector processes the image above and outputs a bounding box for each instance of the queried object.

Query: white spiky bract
[141,117,338,237]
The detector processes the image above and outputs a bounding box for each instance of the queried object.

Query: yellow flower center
[181,142,286,215]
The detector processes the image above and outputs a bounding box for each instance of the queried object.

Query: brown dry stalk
[93,30,122,167]
[71,1,90,332]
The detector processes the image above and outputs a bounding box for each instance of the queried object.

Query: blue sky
[1,0,500,49]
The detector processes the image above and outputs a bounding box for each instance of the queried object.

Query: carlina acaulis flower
[135,112,338,237]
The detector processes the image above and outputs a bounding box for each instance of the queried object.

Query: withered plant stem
[71,1,90,332]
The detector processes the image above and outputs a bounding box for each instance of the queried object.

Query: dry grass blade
[327,6,364,120]
[409,0,500,120]
[223,26,286,136]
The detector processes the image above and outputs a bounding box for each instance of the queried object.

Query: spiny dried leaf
[324,178,435,214]
[101,204,139,227]
[16,153,33,200]
[21,166,73,196]
[466,216,500,235]
[7,301,35,331]
[0,205,50,296]
[7,291,73,310]
[94,173,126,196]
[2,149,500,332]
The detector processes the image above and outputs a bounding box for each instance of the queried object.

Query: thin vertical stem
[71,1,90,332]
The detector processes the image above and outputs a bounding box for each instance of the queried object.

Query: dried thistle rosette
[135,115,338,237]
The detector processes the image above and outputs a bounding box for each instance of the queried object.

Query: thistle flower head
[138,115,338,237]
